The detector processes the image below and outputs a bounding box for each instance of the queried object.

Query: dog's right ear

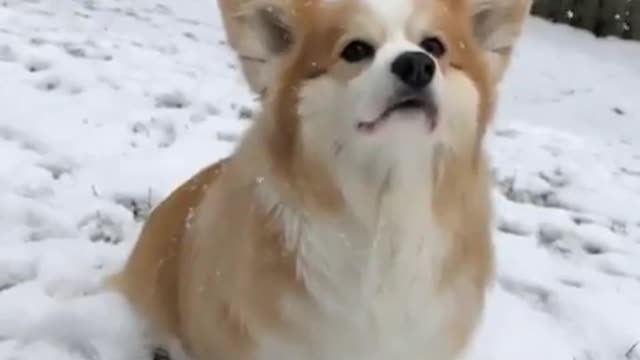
[246,2,294,56]
[221,0,294,95]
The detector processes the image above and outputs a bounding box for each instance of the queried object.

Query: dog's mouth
[356,95,438,134]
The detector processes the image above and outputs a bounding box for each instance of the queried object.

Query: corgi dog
[110,0,531,359]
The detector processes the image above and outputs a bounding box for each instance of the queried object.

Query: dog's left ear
[470,0,532,82]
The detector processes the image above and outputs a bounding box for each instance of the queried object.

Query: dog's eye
[419,37,446,58]
[341,40,375,63]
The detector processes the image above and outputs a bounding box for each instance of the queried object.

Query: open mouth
[357,95,438,134]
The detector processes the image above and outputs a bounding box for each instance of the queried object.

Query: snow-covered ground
[0,0,639,359]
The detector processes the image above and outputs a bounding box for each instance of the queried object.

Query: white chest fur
[255,179,472,360]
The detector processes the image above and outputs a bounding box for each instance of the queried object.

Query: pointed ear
[218,0,294,94]
[241,1,294,56]
[470,0,532,82]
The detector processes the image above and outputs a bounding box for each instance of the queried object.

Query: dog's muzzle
[357,90,438,133]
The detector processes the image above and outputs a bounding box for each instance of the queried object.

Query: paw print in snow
[155,90,191,109]
[77,211,125,245]
[0,44,16,62]
[112,192,155,222]
[37,156,76,180]
[24,57,51,73]
[34,75,60,91]
[130,118,177,148]
[34,75,83,94]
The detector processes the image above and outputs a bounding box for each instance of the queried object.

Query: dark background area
[532,0,640,40]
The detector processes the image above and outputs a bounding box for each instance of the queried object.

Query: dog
[109,0,531,359]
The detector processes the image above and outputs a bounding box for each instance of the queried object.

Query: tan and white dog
[110,0,531,359]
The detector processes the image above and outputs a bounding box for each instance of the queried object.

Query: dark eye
[340,40,375,63]
[420,37,446,58]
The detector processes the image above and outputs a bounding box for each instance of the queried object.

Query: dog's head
[245,0,530,193]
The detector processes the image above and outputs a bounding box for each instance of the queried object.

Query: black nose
[390,51,436,89]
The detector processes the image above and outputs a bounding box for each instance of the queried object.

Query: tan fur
[112,1,530,359]
[470,0,532,82]
[217,0,294,95]
[107,161,227,337]
[217,0,265,94]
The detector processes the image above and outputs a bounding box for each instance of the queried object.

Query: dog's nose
[390,51,436,89]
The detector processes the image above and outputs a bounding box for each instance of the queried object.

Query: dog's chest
[257,273,463,360]
[256,218,462,360]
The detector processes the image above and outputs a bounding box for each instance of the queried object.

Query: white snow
[0,0,639,359]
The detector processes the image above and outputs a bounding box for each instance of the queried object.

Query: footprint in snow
[29,37,47,47]
[112,192,156,222]
[538,167,571,188]
[189,103,220,124]
[74,11,91,19]
[0,259,37,293]
[498,277,553,311]
[216,131,240,143]
[557,278,583,289]
[36,157,75,180]
[34,75,83,94]
[538,220,630,266]
[571,213,603,226]
[154,90,191,109]
[0,44,16,62]
[152,4,173,15]
[19,206,77,242]
[83,0,97,11]
[24,57,51,73]
[495,175,563,209]
[183,32,198,41]
[496,216,532,237]
[77,211,125,245]
[582,242,606,255]
[230,103,257,121]
[0,126,47,154]
[620,166,640,177]
[612,107,625,115]
[130,118,177,148]
[535,224,561,247]
[493,127,520,138]
[62,42,113,61]
[34,75,60,92]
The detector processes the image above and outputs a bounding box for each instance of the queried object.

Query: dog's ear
[241,0,294,56]
[224,0,294,95]
[251,1,293,56]
[469,0,532,82]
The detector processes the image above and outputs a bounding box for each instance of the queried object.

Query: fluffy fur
[109,0,531,359]
[217,0,293,95]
